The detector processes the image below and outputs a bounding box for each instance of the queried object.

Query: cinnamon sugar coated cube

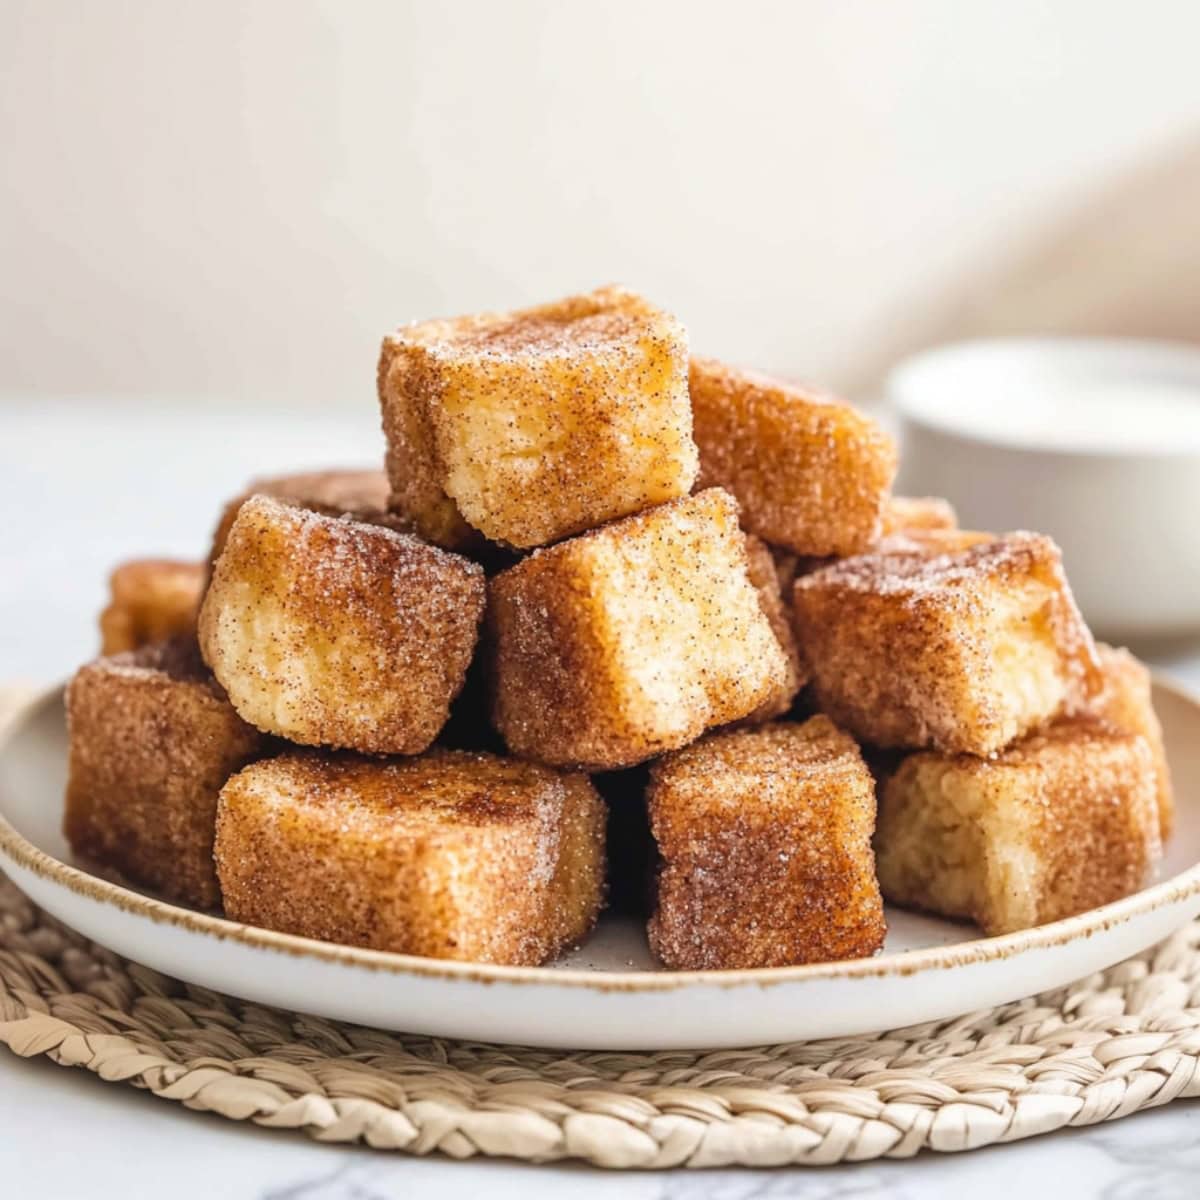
[793,533,1101,755]
[199,495,484,754]
[1091,644,1174,838]
[647,717,885,969]
[488,489,790,769]
[207,468,394,570]
[378,285,697,548]
[879,495,958,536]
[64,639,264,909]
[99,559,205,654]
[740,534,807,722]
[214,751,606,964]
[689,357,897,556]
[875,720,1161,935]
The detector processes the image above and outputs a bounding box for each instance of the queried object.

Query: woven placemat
[3,689,1200,1168]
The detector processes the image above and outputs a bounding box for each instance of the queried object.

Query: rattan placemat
[3,688,1200,1168]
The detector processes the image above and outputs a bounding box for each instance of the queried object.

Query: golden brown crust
[214,750,605,964]
[767,545,801,595]
[487,489,789,770]
[99,559,206,654]
[199,495,485,754]
[1089,644,1174,839]
[876,718,1161,935]
[379,285,697,549]
[206,468,395,572]
[63,639,265,909]
[793,533,1102,755]
[689,357,897,556]
[647,717,885,969]
[737,534,808,722]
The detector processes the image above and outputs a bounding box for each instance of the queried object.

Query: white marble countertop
[2,397,1198,1198]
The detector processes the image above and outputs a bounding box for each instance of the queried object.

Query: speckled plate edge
[3,679,1200,995]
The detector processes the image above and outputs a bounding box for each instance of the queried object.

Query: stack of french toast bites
[64,285,1174,972]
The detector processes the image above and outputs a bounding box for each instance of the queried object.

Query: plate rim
[3,678,1199,994]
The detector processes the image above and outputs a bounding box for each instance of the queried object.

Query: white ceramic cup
[887,338,1200,640]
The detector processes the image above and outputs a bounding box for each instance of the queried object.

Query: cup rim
[887,336,1200,460]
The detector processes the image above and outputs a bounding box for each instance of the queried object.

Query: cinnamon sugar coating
[876,718,1161,935]
[199,495,484,754]
[788,541,976,582]
[872,527,994,557]
[647,716,885,969]
[1090,644,1174,839]
[378,285,697,549]
[739,534,808,722]
[793,533,1101,755]
[879,495,958,536]
[487,489,789,770]
[99,559,206,654]
[64,639,265,909]
[689,357,897,556]
[207,468,394,571]
[873,496,987,557]
[214,750,605,964]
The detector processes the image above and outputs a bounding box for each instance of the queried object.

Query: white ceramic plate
[3,682,1200,1050]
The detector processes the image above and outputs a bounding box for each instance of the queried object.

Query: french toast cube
[792,533,1101,755]
[378,285,697,549]
[214,750,606,964]
[875,719,1161,935]
[207,468,392,571]
[99,559,206,654]
[1092,644,1174,839]
[879,495,958,536]
[740,534,807,722]
[487,489,790,770]
[688,357,897,556]
[647,716,885,969]
[64,639,264,909]
[199,494,484,754]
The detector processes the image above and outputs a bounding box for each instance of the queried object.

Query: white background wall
[2,0,1199,408]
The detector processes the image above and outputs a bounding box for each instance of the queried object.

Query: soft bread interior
[982,580,1071,746]
[877,759,1042,934]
